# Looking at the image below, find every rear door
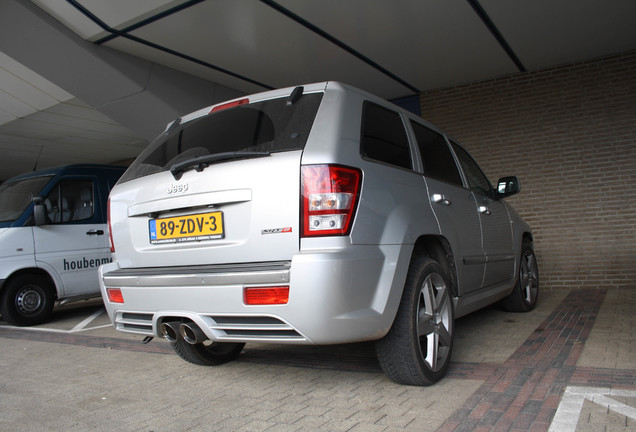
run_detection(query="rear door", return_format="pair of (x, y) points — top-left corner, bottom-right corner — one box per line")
(410, 121), (485, 293)
(34, 177), (110, 297)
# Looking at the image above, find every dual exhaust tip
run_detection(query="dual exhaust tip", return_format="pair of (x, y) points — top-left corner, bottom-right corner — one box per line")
(159, 320), (207, 345)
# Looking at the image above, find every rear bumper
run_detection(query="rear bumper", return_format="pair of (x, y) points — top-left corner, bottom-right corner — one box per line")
(99, 244), (408, 344)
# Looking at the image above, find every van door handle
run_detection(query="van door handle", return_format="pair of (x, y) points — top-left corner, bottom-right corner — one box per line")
(86, 230), (104, 235)
(479, 206), (492, 215)
(432, 194), (451, 206)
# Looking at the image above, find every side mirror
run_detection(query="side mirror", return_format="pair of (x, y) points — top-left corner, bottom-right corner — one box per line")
(496, 176), (521, 198)
(33, 196), (47, 226)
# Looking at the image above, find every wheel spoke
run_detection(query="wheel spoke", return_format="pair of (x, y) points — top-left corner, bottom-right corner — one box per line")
(418, 315), (435, 337)
(529, 256), (538, 285)
(426, 333), (439, 370)
(437, 321), (452, 347)
(434, 285), (450, 315)
(421, 278), (436, 315)
(417, 271), (453, 372)
(523, 281), (532, 303)
(521, 253), (538, 303)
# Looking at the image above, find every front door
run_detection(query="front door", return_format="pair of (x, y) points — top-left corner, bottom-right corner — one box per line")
(450, 142), (515, 288)
(33, 178), (110, 297)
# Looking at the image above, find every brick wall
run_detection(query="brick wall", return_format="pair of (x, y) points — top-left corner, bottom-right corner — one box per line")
(420, 51), (636, 290)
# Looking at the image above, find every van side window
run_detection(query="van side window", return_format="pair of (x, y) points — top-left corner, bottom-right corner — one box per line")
(450, 141), (493, 196)
(44, 180), (94, 223)
(410, 121), (463, 186)
(361, 102), (412, 170)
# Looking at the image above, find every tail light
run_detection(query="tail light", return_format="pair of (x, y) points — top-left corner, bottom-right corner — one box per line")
(107, 198), (115, 253)
(301, 165), (362, 237)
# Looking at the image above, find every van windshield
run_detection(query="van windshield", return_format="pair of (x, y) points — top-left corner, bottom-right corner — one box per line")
(0, 175), (52, 222)
(119, 93), (323, 183)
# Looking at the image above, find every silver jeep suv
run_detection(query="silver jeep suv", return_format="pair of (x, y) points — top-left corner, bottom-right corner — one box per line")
(100, 82), (538, 385)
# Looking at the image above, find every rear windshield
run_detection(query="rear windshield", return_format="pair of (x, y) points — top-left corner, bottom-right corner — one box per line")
(120, 93), (323, 183)
(0, 175), (52, 222)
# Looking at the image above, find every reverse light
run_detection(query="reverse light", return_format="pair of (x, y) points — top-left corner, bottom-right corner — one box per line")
(106, 288), (124, 303)
(301, 165), (362, 237)
(209, 98), (249, 113)
(244, 286), (290, 305)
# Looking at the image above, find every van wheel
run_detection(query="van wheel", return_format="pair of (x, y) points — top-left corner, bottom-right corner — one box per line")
(171, 338), (245, 366)
(501, 240), (539, 312)
(0, 274), (55, 326)
(376, 257), (454, 385)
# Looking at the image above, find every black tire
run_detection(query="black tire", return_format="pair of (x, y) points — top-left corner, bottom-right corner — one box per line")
(171, 338), (245, 366)
(501, 240), (539, 312)
(0, 274), (55, 326)
(376, 257), (454, 386)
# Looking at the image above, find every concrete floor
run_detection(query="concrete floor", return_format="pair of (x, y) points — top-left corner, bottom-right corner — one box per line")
(0, 287), (634, 431)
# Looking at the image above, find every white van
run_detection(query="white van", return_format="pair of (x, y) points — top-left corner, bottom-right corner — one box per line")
(0, 164), (125, 326)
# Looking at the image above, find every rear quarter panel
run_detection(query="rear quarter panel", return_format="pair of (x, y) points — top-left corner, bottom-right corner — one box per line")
(302, 83), (442, 247)
(300, 83), (445, 333)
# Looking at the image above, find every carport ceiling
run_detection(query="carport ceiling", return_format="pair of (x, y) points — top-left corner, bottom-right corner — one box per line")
(32, 0), (636, 98)
(1, 0), (636, 180)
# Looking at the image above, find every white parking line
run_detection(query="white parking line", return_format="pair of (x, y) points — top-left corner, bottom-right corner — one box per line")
(549, 386), (636, 432)
(0, 323), (113, 334)
(0, 308), (111, 334)
(71, 308), (105, 332)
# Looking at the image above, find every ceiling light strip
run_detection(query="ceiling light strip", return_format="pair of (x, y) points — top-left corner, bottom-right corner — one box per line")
(94, 0), (206, 45)
(465, 0), (526, 72)
(259, 0), (420, 94)
(65, 0), (274, 90)
(120, 33), (275, 90)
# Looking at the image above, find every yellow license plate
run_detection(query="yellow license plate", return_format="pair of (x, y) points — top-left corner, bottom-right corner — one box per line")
(149, 211), (224, 244)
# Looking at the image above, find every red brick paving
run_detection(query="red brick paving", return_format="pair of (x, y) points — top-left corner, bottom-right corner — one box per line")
(438, 288), (611, 431)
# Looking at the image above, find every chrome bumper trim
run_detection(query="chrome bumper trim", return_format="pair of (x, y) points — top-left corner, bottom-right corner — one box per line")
(103, 261), (291, 287)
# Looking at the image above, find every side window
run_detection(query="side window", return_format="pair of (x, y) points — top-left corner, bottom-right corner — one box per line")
(44, 180), (94, 223)
(410, 121), (463, 186)
(361, 102), (412, 170)
(450, 142), (492, 196)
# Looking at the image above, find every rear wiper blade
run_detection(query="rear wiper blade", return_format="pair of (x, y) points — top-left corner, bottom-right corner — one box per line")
(170, 151), (270, 180)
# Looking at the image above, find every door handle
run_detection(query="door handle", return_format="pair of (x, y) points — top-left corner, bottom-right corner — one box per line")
(86, 230), (104, 235)
(479, 206), (492, 215)
(431, 194), (451, 206)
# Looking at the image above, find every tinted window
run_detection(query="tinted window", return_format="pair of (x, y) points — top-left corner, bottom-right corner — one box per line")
(361, 102), (412, 170)
(411, 121), (462, 186)
(120, 93), (323, 183)
(44, 180), (94, 223)
(450, 141), (492, 196)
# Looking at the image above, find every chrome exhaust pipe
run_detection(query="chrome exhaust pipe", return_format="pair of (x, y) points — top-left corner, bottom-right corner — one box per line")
(180, 322), (207, 345)
(159, 321), (181, 343)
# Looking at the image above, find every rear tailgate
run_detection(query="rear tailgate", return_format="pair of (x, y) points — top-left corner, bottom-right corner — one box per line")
(108, 86), (325, 269)
(110, 150), (302, 268)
